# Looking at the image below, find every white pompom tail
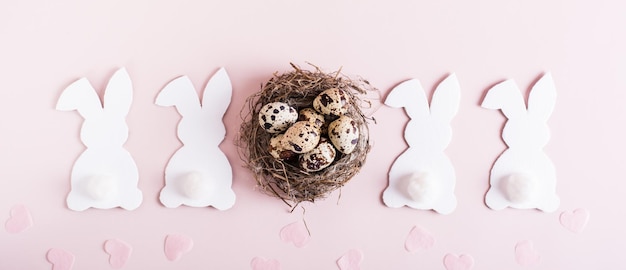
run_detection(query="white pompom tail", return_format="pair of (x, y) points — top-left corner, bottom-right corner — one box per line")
(84, 175), (118, 201)
(180, 172), (210, 200)
(503, 173), (536, 204)
(406, 172), (440, 204)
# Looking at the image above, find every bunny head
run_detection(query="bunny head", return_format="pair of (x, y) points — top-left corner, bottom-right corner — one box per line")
(57, 68), (133, 148)
(156, 68), (231, 146)
(482, 73), (556, 149)
(385, 74), (461, 151)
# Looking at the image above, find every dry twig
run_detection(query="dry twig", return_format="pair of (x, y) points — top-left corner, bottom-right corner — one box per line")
(236, 63), (375, 208)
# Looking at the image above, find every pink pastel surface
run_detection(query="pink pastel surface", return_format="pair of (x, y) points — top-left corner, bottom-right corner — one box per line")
(0, 0), (623, 269)
(515, 240), (540, 266)
(337, 249), (363, 270)
(405, 225), (435, 252)
(164, 234), (193, 261)
(444, 253), (474, 270)
(104, 239), (132, 269)
(46, 248), (74, 270)
(279, 220), (310, 248)
(560, 208), (590, 233)
(250, 257), (281, 270)
(5, 204), (33, 233)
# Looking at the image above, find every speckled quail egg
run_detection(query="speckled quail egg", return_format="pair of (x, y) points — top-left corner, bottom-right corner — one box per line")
(328, 115), (359, 154)
(298, 108), (325, 129)
(299, 138), (336, 172)
(268, 134), (297, 160)
(258, 102), (298, 133)
(313, 88), (349, 117)
(281, 121), (320, 154)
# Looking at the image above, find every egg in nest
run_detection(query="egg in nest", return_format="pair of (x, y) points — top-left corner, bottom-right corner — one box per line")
(258, 102), (298, 133)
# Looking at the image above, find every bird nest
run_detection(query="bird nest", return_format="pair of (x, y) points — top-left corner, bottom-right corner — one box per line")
(237, 63), (374, 208)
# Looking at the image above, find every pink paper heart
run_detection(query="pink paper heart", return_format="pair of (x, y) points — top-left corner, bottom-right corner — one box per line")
(337, 249), (363, 270)
(46, 248), (75, 270)
(250, 257), (281, 270)
(5, 204), (33, 233)
(515, 240), (540, 266)
(164, 234), (193, 261)
(104, 239), (132, 268)
(279, 221), (310, 248)
(405, 225), (435, 252)
(560, 208), (589, 233)
(443, 253), (474, 270)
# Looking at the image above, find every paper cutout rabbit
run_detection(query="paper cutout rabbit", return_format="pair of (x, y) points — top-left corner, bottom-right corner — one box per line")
(382, 74), (460, 214)
(57, 68), (143, 211)
(482, 73), (559, 212)
(157, 68), (236, 210)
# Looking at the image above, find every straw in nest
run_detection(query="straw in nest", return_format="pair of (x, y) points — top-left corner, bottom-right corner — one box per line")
(237, 63), (375, 208)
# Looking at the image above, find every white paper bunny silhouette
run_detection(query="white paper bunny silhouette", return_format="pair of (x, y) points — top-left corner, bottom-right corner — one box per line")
(482, 73), (559, 212)
(157, 68), (236, 210)
(382, 74), (460, 214)
(57, 68), (143, 211)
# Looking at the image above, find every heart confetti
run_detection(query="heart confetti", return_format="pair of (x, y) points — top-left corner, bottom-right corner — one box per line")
(560, 208), (589, 233)
(405, 225), (435, 252)
(250, 257), (281, 270)
(5, 205), (33, 233)
(164, 234), (193, 261)
(337, 249), (363, 270)
(46, 248), (75, 270)
(279, 221), (310, 248)
(104, 239), (132, 268)
(443, 253), (474, 270)
(515, 240), (540, 266)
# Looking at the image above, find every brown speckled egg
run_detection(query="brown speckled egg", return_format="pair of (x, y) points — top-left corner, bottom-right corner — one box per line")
(299, 139), (336, 172)
(258, 102), (298, 133)
(268, 134), (296, 160)
(328, 115), (359, 154)
(298, 108), (325, 129)
(281, 121), (320, 154)
(313, 88), (349, 117)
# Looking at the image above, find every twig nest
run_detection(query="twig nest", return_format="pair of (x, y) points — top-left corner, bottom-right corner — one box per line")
(238, 63), (375, 207)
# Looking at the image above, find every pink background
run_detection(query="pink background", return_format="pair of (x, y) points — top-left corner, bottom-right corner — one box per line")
(1, 0), (624, 269)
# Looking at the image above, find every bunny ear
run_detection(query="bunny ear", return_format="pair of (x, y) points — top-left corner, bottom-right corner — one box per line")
(481, 79), (526, 119)
(156, 76), (201, 116)
(527, 72), (556, 121)
(430, 73), (461, 122)
(201, 67), (232, 116)
(385, 79), (429, 119)
(103, 68), (133, 117)
(57, 77), (103, 118)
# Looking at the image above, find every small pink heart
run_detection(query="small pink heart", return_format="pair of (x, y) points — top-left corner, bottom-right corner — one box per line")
(405, 225), (435, 252)
(164, 234), (193, 261)
(5, 205), (33, 233)
(443, 253), (474, 270)
(515, 240), (540, 266)
(279, 221), (310, 248)
(250, 257), (281, 270)
(104, 239), (132, 268)
(560, 208), (589, 233)
(337, 249), (363, 270)
(46, 248), (75, 270)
